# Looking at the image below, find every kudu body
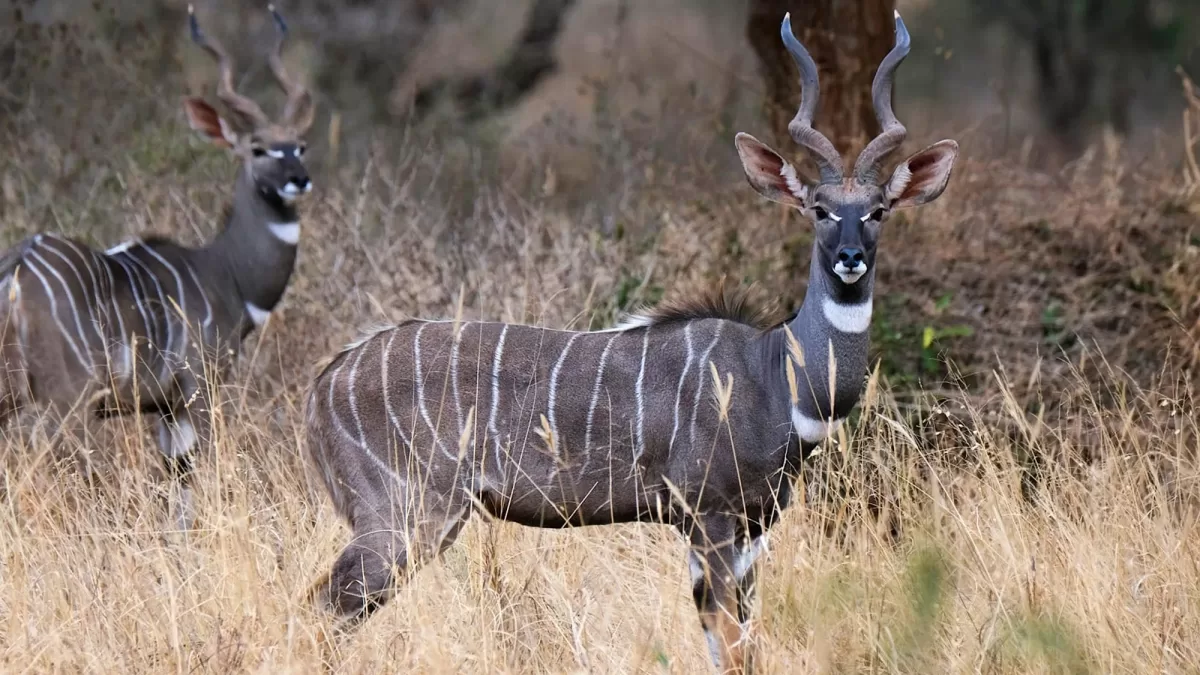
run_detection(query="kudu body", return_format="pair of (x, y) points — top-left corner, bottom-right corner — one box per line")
(305, 12), (956, 672)
(0, 6), (314, 528)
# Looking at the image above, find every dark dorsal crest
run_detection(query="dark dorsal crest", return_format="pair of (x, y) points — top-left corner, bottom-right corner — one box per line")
(618, 281), (786, 332)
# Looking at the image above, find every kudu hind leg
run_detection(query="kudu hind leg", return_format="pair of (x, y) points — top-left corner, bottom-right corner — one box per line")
(311, 506), (471, 628)
(687, 518), (757, 674)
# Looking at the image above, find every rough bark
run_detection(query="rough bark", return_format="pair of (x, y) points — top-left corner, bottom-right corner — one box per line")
(746, 0), (894, 156)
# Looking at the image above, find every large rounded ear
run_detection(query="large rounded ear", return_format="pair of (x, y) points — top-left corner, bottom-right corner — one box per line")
(885, 140), (958, 209)
(735, 133), (810, 208)
(183, 97), (237, 149)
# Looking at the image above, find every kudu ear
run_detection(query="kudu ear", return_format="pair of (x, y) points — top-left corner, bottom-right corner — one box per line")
(183, 97), (237, 149)
(734, 133), (810, 208)
(885, 140), (958, 209)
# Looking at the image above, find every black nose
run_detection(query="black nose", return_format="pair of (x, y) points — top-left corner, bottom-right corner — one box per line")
(837, 247), (865, 267)
(290, 175), (310, 190)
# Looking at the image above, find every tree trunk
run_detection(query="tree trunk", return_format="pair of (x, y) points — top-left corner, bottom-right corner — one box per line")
(413, 0), (578, 122)
(746, 0), (894, 156)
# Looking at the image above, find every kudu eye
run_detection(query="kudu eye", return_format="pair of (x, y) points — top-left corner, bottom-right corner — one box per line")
(812, 206), (829, 221)
(869, 208), (885, 222)
(251, 146), (267, 158)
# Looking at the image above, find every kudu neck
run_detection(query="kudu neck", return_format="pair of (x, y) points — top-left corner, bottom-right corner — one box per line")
(760, 240), (875, 453)
(204, 166), (300, 319)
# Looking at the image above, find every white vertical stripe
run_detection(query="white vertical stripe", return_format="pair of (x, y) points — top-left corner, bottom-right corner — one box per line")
(28, 251), (92, 358)
(488, 325), (509, 479)
(327, 351), (407, 486)
(48, 239), (106, 330)
(346, 345), (370, 453)
(668, 322), (695, 452)
(413, 322), (455, 461)
(110, 255), (154, 348)
(39, 243), (104, 345)
(689, 322), (724, 448)
(98, 255), (131, 378)
(451, 322), (468, 437)
(181, 262), (214, 330)
(380, 330), (419, 466)
(583, 332), (619, 469)
(547, 332), (582, 456)
(633, 327), (651, 459)
(140, 245), (189, 349)
(22, 255), (90, 370)
(121, 251), (173, 378)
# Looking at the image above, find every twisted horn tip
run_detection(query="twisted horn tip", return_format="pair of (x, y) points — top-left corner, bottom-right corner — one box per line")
(894, 12), (910, 46)
(270, 4), (288, 33)
(187, 7), (202, 42)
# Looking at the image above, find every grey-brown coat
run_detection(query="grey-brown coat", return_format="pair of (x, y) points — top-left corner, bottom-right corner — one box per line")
(305, 11), (958, 673)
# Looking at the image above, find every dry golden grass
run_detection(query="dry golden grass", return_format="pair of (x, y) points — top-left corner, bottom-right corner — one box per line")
(1, 358), (1197, 673)
(3, 4), (1200, 673)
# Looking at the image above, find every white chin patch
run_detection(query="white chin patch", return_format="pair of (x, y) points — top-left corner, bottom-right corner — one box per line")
(277, 183), (308, 202)
(833, 261), (867, 284)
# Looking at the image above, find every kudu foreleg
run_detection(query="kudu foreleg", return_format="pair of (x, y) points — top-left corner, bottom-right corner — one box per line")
(687, 517), (759, 674)
(155, 391), (211, 531)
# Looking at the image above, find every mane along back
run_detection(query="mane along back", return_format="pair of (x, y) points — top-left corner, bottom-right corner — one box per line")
(617, 281), (786, 331)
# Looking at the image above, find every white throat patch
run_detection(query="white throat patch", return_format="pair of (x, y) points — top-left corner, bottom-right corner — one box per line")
(822, 296), (872, 333)
(268, 222), (301, 245)
(791, 408), (844, 443)
(245, 302), (271, 327)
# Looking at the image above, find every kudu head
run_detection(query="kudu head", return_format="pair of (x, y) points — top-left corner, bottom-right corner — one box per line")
(183, 4), (315, 205)
(736, 12), (958, 287)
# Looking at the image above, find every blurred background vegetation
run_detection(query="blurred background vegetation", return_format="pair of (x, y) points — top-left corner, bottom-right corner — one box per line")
(0, 5), (1197, 670)
(0, 0), (1198, 403)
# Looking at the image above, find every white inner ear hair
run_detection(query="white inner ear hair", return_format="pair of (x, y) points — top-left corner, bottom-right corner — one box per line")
(779, 162), (808, 201)
(218, 117), (238, 146)
(886, 163), (912, 202)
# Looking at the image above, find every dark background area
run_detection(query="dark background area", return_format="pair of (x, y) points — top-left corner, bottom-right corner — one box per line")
(0, 0), (1198, 409)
